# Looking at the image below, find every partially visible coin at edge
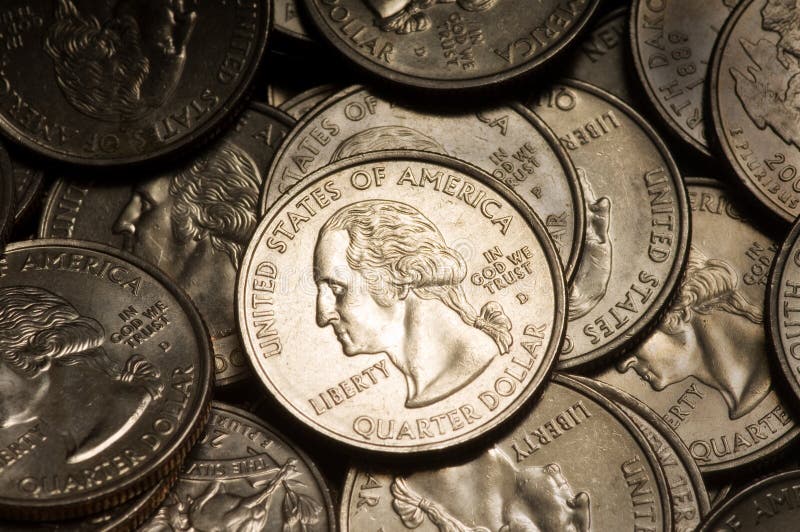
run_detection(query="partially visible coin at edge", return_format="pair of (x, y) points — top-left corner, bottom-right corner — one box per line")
(0, 239), (213, 520)
(340, 374), (672, 531)
(38, 104), (295, 387)
(528, 79), (690, 370)
(240, 151), (566, 452)
(303, 0), (600, 90)
(279, 85), (338, 120)
(139, 403), (336, 532)
(275, 0), (315, 42)
(10, 154), (44, 226)
(0, 143), (12, 247)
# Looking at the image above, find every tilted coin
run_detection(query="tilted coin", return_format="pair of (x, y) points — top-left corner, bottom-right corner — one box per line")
(0, 0), (268, 166)
(240, 151), (566, 452)
(340, 374), (672, 531)
(139, 403), (336, 532)
(275, 0), (315, 42)
(593, 178), (799, 474)
(262, 85), (585, 282)
(632, 0), (738, 156)
(561, 7), (638, 106)
(0, 240), (213, 520)
(10, 154), (44, 226)
(767, 215), (800, 407)
(1, 476), (175, 531)
(279, 85), (339, 120)
(302, 0), (600, 90)
(38, 104), (294, 387)
(0, 143), (12, 247)
(573, 376), (710, 531)
(709, 0), (800, 223)
(528, 80), (690, 370)
(698, 469), (800, 531)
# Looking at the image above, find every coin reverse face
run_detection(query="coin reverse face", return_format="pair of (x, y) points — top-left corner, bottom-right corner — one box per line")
(595, 178), (799, 474)
(39, 105), (295, 387)
(239, 151), (566, 452)
(303, 0), (599, 89)
(263, 85), (585, 282)
(341, 375), (672, 531)
(0, 240), (213, 520)
(139, 403), (336, 532)
(528, 80), (689, 370)
(710, 0), (800, 222)
(0, 0), (268, 166)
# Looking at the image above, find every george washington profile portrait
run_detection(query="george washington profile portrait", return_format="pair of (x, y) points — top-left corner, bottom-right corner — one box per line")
(0, 286), (163, 463)
(617, 245), (769, 420)
(114, 143), (260, 339)
(314, 200), (513, 408)
(44, 0), (197, 122)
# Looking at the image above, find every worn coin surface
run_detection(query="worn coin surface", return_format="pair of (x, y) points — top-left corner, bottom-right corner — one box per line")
(303, 0), (599, 90)
(0, 144), (12, 247)
(279, 85), (338, 120)
(768, 216), (800, 408)
(10, 155), (44, 226)
(263, 85), (585, 281)
(561, 7), (637, 106)
(0, 239), (213, 520)
(139, 403), (336, 532)
(574, 376), (710, 531)
(594, 178), (799, 474)
(632, 0), (738, 156)
(709, 0), (800, 223)
(340, 374), (672, 531)
(275, 0), (315, 41)
(39, 104), (294, 387)
(698, 469), (800, 530)
(240, 151), (566, 452)
(528, 80), (689, 370)
(0, 0), (268, 166)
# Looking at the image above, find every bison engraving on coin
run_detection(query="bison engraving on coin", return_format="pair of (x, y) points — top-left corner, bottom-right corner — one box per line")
(114, 143), (260, 339)
(364, 0), (497, 35)
(617, 245), (769, 420)
(0, 286), (164, 463)
(45, 0), (197, 122)
(388, 447), (591, 531)
(730, 0), (800, 149)
(314, 200), (513, 408)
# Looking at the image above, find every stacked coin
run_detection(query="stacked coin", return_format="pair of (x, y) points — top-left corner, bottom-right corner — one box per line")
(4, 0), (800, 530)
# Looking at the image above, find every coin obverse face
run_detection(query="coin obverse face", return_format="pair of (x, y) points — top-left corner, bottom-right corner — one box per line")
(340, 375), (672, 532)
(239, 151), (566, 452)
(303, 0), (600, 89)
(632, 0), (738, 156)
(139, 403), (336, 532)
(698, 470), (800, 531)
(529, 80), (689, 370)
(0, 0), (269, 166)
(39, 105), (295, 387)
(0, 240), (213, 520)
(710, 0), (800, 223)
(263, 85), (585, 282)
(596, 178), (799, 474)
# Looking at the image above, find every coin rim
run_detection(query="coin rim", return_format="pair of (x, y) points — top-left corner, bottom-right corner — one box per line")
(0, 0), (271, 167)
(546, 78), (690, 371)
(0, 239), (214, 520)
(239, 149), (567, 453)
(278, 84), (339, 119)
(0, 142), (13, 249)
(301, 0), (600, 90)
(629, 0), (713, 157)
(261, 84), (586, 283)
(337, 373), (674, 531)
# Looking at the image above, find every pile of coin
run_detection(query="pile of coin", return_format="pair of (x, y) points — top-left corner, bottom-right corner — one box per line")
(3, 0), (800, 530)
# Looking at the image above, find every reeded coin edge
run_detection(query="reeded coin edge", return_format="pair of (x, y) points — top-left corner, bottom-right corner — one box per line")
(302, 0), (601, 90)
(0, 239), (214, 521)
(241, 150), (567, 453)
(552, 78), (691, 372)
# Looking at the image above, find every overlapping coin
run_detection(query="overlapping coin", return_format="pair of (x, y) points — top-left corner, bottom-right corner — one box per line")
(9, 155), (44, 227)
(528, 79), (690, 370)
(0, 0), (269, 166)
(239, 150), (566, 452)
(262, 85), (585, 281)
(0, 240), (213, 520)
(39, 104), (295, 387)
(0, 144), (12, 247)
(594, 178), (799, 474)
